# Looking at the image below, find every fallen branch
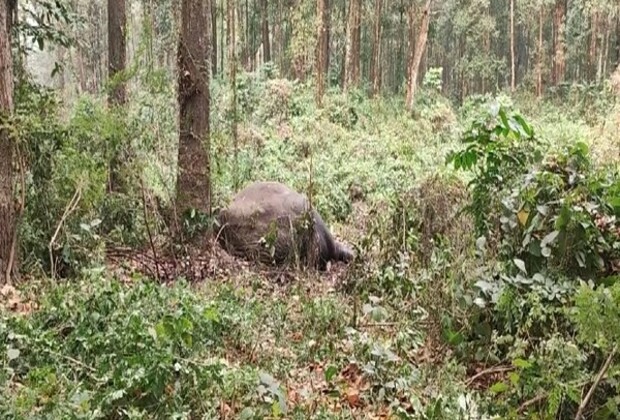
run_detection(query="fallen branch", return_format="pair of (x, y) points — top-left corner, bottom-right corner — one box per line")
(466, 365), (514, 387)
(517, 392), (548, 414)
(575, 345), (618, 420)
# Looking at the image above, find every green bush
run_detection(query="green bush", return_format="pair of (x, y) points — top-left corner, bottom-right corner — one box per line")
(448, 101), (620, 418)
(0, 275), (228, 418)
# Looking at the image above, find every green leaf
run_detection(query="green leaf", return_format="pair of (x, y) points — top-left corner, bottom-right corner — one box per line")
(512, 358), (532, 369)
(7, 348), (20, 360)
(514, 258), (527, 274)
(541, 230), (560, 248)
(489, 381), (509, 394)
(239, 408), (255, 419)
(325, 365), (338, 382)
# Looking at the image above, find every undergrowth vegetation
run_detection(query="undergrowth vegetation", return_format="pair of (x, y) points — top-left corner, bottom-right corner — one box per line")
(2, 64), (620, 418)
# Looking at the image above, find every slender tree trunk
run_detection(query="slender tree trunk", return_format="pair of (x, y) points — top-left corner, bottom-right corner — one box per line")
(260, 0), (270, 63)
(108, 0), (126, 106)
(0, 0), (16, 284)
(211, 0), (217, 76)
(510, 0), (515, 91)
(406, 0), (432, 112)
(343, 0), (361, 91)
(316, 0), (327, 106)
(107, 0), (129, 193)
(323, 0), (330, 78)
(177, 0), (211, 216)
(537, 6), (544, 98)
(597, 18), (606, 83)
(602, 18), (611, 78)
(615, 16), (620, 67)
(406, 4), (416, 92)
(369, 0), (383, 97)
(552, 0), (566, 86)
(590, 11), (599, 81)
(227, 0), (239, 188)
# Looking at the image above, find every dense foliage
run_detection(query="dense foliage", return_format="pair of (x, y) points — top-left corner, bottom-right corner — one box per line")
(0, 0), (619, 418)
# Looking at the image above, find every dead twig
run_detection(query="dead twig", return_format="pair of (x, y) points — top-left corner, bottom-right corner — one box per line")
(6, 146), (26, 286)
(517, 393), (549, 414)
(575, 345), (618, 420)
(140, 177), (163, 282)
(466, 365), (515, 387)
(49, 186), (82, 280)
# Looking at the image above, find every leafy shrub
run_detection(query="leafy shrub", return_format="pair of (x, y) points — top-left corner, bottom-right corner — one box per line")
(448, 100), (620, 418)
(0, 275), (228, 418)
(447, 102), (543, 237)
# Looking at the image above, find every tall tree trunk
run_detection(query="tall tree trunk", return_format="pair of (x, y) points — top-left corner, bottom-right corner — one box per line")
(552, 0), (566, 86)
(597, 17), (606, 83)
(0, 0), (16, 284)
(260, 0), (270, 63)
(323, 0), (330, 78)
(590, 11), (599, 81)
(211, 0), (217, 76)
(177, 0), (211, 216)
(107, 0), (129, 193)
(227, 0), (239, 188)
(108, 0), (126, 106)
(343, 0), (361, 91)
(369, 0), (382, 97)
(406, 4), (416, 92)
(510, 0), (515, 91)
(316, 0), (327, 106)
(615, 16), (620, 67)
(406, 0), (432, 112)
(537, 6), (544, 98)
(602, 18), (611, 78)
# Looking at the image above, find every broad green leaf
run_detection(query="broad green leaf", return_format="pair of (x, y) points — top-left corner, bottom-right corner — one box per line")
(489, 381), (509, 394)
(512, 358), (532, 369)
(325, 365), (338, 382)
(514, 258), (527, 274)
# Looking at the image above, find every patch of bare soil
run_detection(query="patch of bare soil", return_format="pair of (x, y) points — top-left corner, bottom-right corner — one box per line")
(0, 283), (38, 315)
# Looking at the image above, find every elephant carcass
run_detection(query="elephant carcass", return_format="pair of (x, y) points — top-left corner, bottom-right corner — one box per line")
(217, 181), (354, 270)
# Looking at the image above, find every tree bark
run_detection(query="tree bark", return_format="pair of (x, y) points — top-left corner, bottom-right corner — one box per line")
(552, 0), (566, 86)
(107, 0), (129, 193)
(0, 0), (16, 284)
(343, 0), (361, 91)
(406, 0), (432, 112)
(510, 0), (515, 91)
(108, 0), (126, 106)
(211, 0), (217, 76)
(406, 4), (416, 93)
(260, 0), (270, 63)
(537, 6), (544, 98)
(590, 11), (599, 81)
(316, 0), (327, 106)
(177, 0), (211, 216)
(323, 0), (330, 77)
(227, 0), (239, 188)
(369, 0), (383, 97)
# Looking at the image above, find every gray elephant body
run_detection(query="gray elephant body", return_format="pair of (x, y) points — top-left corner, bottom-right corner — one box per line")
(217, 181), (353, 270)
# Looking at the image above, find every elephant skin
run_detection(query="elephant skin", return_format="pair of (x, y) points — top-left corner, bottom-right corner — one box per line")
(217, 181), (354, 270)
